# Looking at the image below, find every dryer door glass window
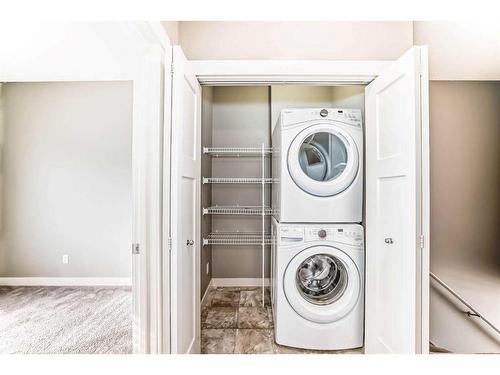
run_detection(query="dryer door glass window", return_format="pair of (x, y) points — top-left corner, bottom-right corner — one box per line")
(287, 124), (359, 197)
(295, 253), (348, 305)
(298, 132), (348, 182)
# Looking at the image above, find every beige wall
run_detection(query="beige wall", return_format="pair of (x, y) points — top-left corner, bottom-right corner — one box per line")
(430, 81), (500, 273)
(177, 21), (413, 60)
(414, 22), (500, 80)
(429, 81), (500, 352)
(166, 21), (500, 80)
(0, 82), (133, 277)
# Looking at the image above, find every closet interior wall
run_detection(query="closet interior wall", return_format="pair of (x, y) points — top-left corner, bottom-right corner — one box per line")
(200, 85), (366, 298)
(201, 86), (214, 295)
(205, 86), (271, 291)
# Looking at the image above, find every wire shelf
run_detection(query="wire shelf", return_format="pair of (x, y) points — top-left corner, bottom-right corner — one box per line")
(203, 177), (273, 184)
(203, 232), (272, 246)
(203, 205), (274, 216)
(204, 147), (272, 157)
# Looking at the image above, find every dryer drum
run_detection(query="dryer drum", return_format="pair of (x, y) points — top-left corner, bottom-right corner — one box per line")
(298, 132), (348, 182)
(296, 254), (348, 305)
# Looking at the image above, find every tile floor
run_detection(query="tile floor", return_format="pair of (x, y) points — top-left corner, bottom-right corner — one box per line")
(201, 287), (363, 354)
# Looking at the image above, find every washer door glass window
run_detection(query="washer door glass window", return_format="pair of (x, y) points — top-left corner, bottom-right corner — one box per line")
(283, 245), (361, 324)
(287, 124), (359, 197)
(296, 254), (348, 305)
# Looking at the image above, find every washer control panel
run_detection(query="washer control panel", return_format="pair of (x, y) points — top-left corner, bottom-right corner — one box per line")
(333, 227), (364, 246)
(279, 225), (364, 247)
(279, 227), (304, 243)
(305, 227), (336, 242)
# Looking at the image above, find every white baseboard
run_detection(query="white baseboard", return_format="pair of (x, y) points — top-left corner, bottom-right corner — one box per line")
(0, 277), (132, 286)
(201, 279), (213, 307)
(211, 278), (270, 287)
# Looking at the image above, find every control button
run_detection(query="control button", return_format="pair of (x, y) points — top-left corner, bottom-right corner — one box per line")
(318, 229), (327, 238)
(320, 109), (328, 117)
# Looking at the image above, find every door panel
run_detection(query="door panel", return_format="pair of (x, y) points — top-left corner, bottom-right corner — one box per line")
(365, 46), (429, 354)
(179, 176), (195, 352)
(170, 46), (201, 354)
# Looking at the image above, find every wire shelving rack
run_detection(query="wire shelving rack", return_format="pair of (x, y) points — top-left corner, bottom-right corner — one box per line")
(202, 144), (270, 306)
(203, 205), (274, 216)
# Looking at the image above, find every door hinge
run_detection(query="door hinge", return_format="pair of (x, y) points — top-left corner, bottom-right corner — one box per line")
(170, 63), (174, 75)
(132, 243), (140, 255)
(167, 237), (172, 253)
(419, 235), (425, 249)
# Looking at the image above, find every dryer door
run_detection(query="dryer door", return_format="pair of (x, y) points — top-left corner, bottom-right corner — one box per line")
(284, 245), (361, 324)
(287, 123), (359, 197)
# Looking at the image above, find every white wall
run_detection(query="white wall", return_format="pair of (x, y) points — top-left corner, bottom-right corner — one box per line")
(161, 21), (179, 45)
(414, 22), (500, 80)
(177, 21), (413, 60)
(0, 81), (133, 277)
(0, 22), (147, 81)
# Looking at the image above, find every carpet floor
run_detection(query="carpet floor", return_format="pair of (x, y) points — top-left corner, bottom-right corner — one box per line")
(0, 286), (132, 354)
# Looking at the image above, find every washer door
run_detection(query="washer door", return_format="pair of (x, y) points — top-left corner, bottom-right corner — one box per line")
(284, 245), (360, 324)
(287, 123), (359, 197)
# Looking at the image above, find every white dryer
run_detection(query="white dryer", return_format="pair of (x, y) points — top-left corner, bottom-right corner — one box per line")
(271, 218), (364, 350)
(272, 108), (363, 223)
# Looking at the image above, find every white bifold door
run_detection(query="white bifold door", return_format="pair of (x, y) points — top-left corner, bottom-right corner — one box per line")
(168, 46), (201, 354)
(365, 46), (430, 354)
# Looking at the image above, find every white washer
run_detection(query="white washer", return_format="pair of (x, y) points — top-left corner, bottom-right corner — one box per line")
(271, 218), (364, 350)
(272, 108), (363, 223)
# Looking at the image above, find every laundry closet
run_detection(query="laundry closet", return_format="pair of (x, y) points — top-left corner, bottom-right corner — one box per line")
(169, 45), (429, 355)
(199, 85), (365, 298)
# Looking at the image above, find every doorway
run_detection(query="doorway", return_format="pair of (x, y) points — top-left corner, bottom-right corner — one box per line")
(0, 81), (133, 354)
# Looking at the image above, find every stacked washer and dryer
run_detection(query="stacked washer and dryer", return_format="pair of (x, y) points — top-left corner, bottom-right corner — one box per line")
(271, 108), (365, 350)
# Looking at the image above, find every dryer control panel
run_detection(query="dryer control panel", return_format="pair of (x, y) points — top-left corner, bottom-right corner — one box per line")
(281, 108), (363, 129)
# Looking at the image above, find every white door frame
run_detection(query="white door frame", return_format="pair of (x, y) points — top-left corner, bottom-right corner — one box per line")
(190, 60), (392, 85)
(0, 21), (169, 354)
(180, 52), (429, 354)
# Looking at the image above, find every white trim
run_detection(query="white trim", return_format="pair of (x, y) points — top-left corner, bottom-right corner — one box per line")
(190, 60), (392, 85)
(135, 22), (171, 51)
(419, 45), (430, 354)
(211, 278), (270, 287)
(0, 277), (132, 286)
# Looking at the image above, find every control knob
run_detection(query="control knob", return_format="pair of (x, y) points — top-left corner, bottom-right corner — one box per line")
(318, 229), (327, 239)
